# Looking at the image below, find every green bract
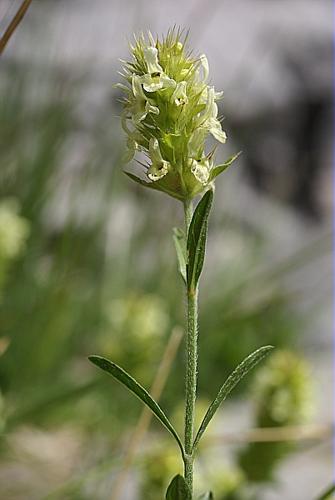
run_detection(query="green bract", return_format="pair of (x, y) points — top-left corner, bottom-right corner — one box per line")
(119, 29), (229, 201)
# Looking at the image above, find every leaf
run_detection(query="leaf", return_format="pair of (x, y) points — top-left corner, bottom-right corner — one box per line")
(315, 484), (335, 500)
(173, 227), (187, 283)
(125, 171), (161, 191)
(166, 475), (191, 500)
(198, 492), (214, 499)
(88, 355), (184, 458)
(193, 345), (274, 450)
(209, 152), (241, 181)
(187, 189), (213, 291)
(125, 172), (183, 201)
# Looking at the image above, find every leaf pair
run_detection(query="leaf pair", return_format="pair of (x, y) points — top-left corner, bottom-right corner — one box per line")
(88, 345), (273, 461)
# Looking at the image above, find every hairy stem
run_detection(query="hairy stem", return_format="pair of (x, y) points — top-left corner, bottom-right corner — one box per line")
(183, 198), (198, 494)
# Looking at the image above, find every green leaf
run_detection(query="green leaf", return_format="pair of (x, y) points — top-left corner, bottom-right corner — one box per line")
(166, 475), (191, 500)
(198, 492), (214, 499)
(173, 227), (187, 283)
(125, 172), (183, 201)
(315, 484), (335, 500)
(193, 346), (274, 450)
(125, 171), (161, 191)
(209, 152), (241, 181)
(187, 189), (213, 291)
(88, 355), (184, 458)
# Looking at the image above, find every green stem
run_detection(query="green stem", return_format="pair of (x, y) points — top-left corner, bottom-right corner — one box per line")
(183, 198), (198, 495)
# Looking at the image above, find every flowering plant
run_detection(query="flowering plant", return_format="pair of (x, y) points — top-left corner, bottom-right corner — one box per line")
(89, 29), (273, 499)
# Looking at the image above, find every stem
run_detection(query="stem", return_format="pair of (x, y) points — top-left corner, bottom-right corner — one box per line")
(0, 0), (33, 55)
(183, 198), (198, 495)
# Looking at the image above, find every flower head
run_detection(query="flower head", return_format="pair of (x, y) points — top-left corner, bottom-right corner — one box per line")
(119, 28), (235, 201)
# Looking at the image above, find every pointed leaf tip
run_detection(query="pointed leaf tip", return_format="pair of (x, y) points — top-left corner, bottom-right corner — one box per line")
(315, 483), (335, 500)
(173, 227), (187, 283)
(209, 151), (241, 181)
(125, 171), (154, 188)
(193, 345), (274, 449)
(166, 475), (191, 500)
(187, 189), (213, 291)
(88, 355), (184, 458)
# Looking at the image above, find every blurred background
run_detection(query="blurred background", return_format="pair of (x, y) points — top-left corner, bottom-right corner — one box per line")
(0, 1), (333, 499)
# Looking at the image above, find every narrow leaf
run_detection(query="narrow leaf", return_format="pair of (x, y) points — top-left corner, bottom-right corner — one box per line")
(166, 475), (191, 500)
(315, 484), (335, 500)
(125, 172), (183, 201)
(125, 171), (161, 191)
(209, 152), (241, 181)
(88, 355), (184, 457)
(193, 346), (274, 450)
(173, 227), (187, 283)
(187, 189), (213, 291)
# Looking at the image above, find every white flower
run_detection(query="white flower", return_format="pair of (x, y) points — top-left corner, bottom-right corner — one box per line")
(199, 54), (209, 82)
(171, 81), (188, 106)
(141, 73), (176, 93)
(143, 46), (163, 74)
(123, 137), (138, 163)
(199, 87), (227, 143)
(147, 138), (170, 181)
(121, 114), (144, 162)
(141, 45), (176, 92)
(190, 158), (210, 185)
(129, 75), (159, 124)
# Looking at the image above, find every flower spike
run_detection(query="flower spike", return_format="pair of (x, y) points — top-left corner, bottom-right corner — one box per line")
(119, 29), (235, 200)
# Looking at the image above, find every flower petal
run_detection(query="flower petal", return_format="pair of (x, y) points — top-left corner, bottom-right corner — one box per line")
(199, 54), (209, 82)
(208, 119), (227, 143)
(132, 74), (146, 99)
(123, 137), (138, 163)
(190, 159), (210, 185)
(143, 46), (163, 74)
(147, 161), (169, 181)
(145, 102), (159, 115)
(148, 138), (170, 181)
(171, 81), (188, 106)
